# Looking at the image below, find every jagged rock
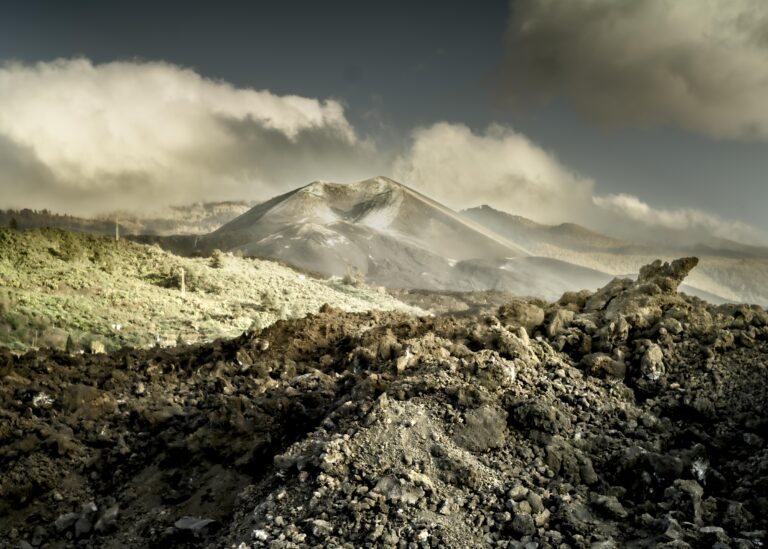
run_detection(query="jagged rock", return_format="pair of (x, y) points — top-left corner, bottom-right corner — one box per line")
(585, 278), (634, 312)
(581, 352), (626, 379)
(655, 514), (685, 541)
(592, 494), (628, 519)
(511, 513), (536, 536)
(639, 342), (665, 381)
(174, 516), (217, 535)
(498, 300), (546, 333)
(637, 257), (699, 293)
(54, 513), (79, 532)
(507, 398), (572, 435)
(547, 309), (575, 338)
(372, 476), (425, 505)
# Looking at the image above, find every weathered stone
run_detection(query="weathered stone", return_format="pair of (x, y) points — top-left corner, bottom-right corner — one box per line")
(547, 309), (575, 339)
(581, 353), (626, 379)
(54, 513), (79, 532)
(498, 300), (546, 334)
(61, 384), (117, 420)
(637, 258), (699, 293)
(592, 495), (628, 519)
(511, 513), (536, 536)
(174, 516), (217, 534)
(640, 344), (665, 381)
(453, 406), (507, 452)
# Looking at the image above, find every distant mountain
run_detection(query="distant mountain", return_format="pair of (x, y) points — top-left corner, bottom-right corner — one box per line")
(462, 205), (637, 253)
(463, 205), (767, 305)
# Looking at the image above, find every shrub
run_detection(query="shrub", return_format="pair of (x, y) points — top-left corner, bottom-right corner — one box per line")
(167, 264), (215, 293)
(210, 249), (226, 269)
(342, 266), (365, 287)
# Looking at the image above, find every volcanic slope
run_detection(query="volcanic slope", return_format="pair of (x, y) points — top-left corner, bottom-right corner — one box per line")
(197, 177), (618, 300)
(0, 228), (422, 354)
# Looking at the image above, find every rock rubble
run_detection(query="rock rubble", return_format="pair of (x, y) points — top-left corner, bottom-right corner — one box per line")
(0, 258), (766, 548)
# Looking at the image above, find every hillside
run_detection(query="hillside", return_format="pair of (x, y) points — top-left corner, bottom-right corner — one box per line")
(205, 177), (529, 276)
(463, 205), (634, 252)
(0, 228), (422, 353)
(0, 201), (254, 238)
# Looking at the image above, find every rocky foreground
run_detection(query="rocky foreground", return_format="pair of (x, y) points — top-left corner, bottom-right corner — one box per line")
(1, 258), (767, 548)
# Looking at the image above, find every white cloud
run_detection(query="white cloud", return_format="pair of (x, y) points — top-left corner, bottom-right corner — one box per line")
(392, 121), (768, 245)
(592, 193), (768, 245)
(500, 0), (768, 140)
(392, 122), (595, 224)
(0, 58), (378, 214)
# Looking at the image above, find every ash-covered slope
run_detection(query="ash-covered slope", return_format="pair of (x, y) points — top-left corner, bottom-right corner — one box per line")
(463, 205), (636, 253)
(2, 258), (766, 548)
(206, 177), (528, 284)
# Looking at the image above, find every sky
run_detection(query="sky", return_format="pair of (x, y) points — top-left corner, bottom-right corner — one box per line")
(1, 0), (768, 245)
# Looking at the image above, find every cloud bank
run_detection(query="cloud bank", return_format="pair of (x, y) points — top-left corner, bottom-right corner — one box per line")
(393, 122), (595, 225)
(394, 122), (768, 245)
(500, 0), (768, 140)
(592, 193), (767, 246)
(0, 58), (379, 214)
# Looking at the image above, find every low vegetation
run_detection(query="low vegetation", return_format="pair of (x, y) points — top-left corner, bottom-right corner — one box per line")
(0, 228), (421, 353)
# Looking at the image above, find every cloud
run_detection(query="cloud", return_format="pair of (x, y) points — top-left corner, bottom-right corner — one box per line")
(499, 0), (768, 140)
(592, 193), (768, 245)
(393, 122), (768, 245)
(392, 122), (595, 224)
(1, 57), (763, 246)
(0, 58), (380, 214)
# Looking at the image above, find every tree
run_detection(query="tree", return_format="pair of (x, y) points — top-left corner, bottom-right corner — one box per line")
(8, 217), (18, 230)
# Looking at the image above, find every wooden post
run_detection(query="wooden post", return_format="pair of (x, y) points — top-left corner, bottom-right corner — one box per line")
(115, 218), (120, 241)
(180, 268), (186, 297)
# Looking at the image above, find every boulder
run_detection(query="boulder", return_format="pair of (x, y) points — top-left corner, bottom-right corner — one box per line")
(498, 300), (546, 334)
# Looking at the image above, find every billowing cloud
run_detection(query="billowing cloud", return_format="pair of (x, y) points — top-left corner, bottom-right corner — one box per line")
(393, 122), (768, 245)
(500, 0), (768, 140)
(592, 193), (768, 245)
(393, 122), (595, 224)
(0, 58), (380, 214)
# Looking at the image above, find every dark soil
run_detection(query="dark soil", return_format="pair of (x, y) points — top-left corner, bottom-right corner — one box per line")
(1, 258), (767, 548)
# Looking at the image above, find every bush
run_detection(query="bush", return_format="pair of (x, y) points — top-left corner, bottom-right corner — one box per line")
(342, 267), (365, 287)
(167, 264), (216, 293)
(210, 249), (226, 269)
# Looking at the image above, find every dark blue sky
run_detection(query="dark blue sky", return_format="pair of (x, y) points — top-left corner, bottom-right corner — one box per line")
(2, 0), (767, 232)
